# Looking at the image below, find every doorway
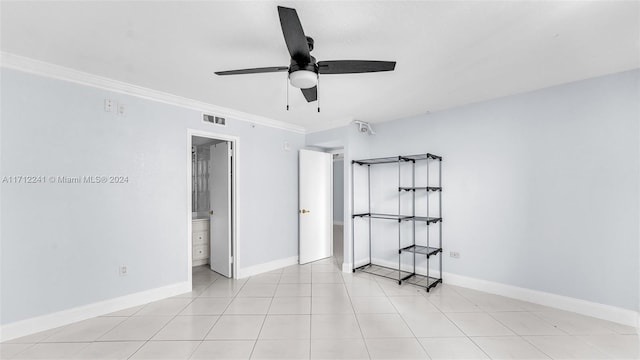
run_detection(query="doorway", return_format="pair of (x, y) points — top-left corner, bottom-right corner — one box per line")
(332, 151), (345, 266)
(298, 147), (346, 271)
(188, 131), (237, 281)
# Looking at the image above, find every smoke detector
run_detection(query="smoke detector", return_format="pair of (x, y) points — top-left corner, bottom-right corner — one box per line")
(353, 120), (376, 135)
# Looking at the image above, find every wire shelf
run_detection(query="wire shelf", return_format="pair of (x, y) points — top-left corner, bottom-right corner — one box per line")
(352, 213), (412, 221)
(352, 156), (404, 165)
(412, 216), (442, 224)
(399, 186), (442, 192)
(401, 245), (442, 258)
(354, 264), (414, 283)
(352, 213), (441, 224)
(402, 153), (442, 161)
(404, 274), (442, 291)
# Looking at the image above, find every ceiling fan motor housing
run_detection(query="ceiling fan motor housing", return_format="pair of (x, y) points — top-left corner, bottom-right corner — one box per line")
(289, 56), (318, 74)
(306, 36), (314, 52)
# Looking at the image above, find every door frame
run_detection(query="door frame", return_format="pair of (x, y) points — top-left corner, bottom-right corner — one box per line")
(187, 129), (239, 284)
(330, 149), (345, 260)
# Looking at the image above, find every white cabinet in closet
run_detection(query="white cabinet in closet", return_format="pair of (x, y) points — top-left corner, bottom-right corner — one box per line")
(192, 219), (210, 266)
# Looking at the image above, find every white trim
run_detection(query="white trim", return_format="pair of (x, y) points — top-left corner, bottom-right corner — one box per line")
(0, 281), (190, 342)
(357, 258), (638, 327)
(0, 52), (305, 134)
(443, 271), (639, 328)
(306, 118), (353, 134)
(236, 256), (298, 278)
(330, 154), (334, 259)
(342, 262), (353, 273)
(187, 129), (239, 280)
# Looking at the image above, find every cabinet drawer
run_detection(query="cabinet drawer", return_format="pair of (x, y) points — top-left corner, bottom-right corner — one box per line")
(193, 245), (209, 260)
(193, 231), (208, 245)
(192, 220), (209, 232)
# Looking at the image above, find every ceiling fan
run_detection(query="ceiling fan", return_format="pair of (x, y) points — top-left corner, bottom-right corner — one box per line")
(214, 6), (396, 105)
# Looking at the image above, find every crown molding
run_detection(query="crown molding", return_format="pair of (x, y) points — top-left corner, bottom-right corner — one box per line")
(305, 118), (353, 134)
(0, 52), (306, 134)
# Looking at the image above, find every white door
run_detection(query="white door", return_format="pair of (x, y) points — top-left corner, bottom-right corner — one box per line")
(299, 149), (332, 264)
(209, 142), (232, 277)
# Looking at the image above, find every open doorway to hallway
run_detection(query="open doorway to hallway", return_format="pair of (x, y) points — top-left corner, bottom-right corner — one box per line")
(332, 151), (345, 268)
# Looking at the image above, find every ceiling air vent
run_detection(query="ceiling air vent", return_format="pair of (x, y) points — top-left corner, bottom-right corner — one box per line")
(203, 114), (226, 126)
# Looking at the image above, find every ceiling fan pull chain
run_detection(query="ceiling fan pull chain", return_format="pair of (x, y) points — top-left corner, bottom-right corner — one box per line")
(317, 75), (320, 113)
(286, 74), (290, 111)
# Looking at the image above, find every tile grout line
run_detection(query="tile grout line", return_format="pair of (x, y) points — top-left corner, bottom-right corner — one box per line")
(123, 272), (224, 360)
(453, 285), (565, 359)
(122, 269), (221, 359)
(429, 285), (495, 360)
(123, 304), (196, 358)
(481, 309), (553, 359)
(309, 263), (314, 360)
(247, 269), (281, 359)
(344, 269), (373, 360)
(188, 273), (244, 358)
(393, 294), (435, 359)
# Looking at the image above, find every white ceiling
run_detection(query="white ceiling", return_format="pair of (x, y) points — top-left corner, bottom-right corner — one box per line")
(2, 1), (638, 132)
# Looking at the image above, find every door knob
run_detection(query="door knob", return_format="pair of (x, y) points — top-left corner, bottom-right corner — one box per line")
(209, 210), (214, 215)
(299, 209), (310, 214)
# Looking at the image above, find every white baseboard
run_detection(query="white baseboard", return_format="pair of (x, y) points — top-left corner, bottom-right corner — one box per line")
(442, 271), (639, 328)
(0, 281), (191, 342)
(236, 256), (298, 278)
(353, 257), (638, 327)
(353, 257), (372, 269)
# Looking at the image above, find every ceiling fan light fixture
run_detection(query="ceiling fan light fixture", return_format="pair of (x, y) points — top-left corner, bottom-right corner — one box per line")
(289, 70), (317, 89)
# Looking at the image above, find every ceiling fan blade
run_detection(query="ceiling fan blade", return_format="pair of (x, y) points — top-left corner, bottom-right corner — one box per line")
(277, 6), (311, 63)
(215, 66), (289, 76)
(318, 60), (396, 74)
(301, 86), (317, 102)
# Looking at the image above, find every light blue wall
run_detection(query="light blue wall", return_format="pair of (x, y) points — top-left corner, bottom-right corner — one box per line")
(310, 69), (640, 311)
(0, 68), (304, 324)
(2, 66), (638, 326)
(333, 159), (344, 223)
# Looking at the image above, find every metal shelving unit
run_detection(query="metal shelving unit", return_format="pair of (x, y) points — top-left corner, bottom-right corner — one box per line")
(351, 153), (443, 292)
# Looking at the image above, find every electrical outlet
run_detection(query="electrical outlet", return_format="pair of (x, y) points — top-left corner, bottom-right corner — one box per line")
(119, 265), (128, 276)
(104, 99), (114, 112)
(449, 251), (460, 259)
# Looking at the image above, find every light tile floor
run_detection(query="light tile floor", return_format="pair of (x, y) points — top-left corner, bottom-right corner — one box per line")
(2, 257), (638, 359)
